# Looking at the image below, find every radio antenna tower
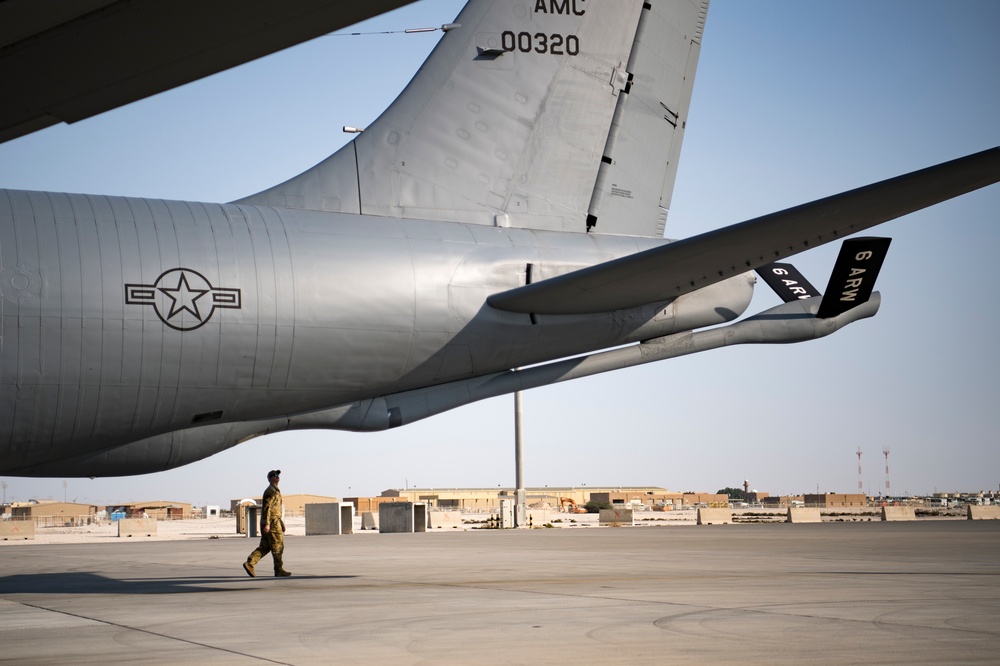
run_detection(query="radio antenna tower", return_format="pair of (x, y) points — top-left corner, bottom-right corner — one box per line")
(857, 447), (863, 493)
(883, 446), (891, 496)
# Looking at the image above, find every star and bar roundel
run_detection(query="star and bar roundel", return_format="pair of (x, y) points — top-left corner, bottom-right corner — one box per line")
(125, 268), (241, 331)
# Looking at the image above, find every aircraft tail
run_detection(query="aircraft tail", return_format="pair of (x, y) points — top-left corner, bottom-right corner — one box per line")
(237, 0), (708, 237)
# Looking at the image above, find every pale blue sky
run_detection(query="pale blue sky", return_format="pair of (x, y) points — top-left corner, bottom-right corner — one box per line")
(1, 0), (997, 507)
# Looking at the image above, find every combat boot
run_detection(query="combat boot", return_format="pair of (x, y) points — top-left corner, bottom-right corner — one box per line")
(243, 561), (256, 577)
(275, 569), (292, 577)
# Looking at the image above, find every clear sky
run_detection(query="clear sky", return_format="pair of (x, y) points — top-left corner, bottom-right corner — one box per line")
(1, 0), (997, 507)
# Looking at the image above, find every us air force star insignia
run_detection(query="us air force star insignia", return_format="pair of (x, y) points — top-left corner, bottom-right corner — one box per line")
(125, 268), (241, 331)
(160, 272), (208, 320)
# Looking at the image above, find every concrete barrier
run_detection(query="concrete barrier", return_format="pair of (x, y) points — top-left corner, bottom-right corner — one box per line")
(118, 518), (157, 537)
(427, 511), (463, 529)
(527, 509), (553, 526)
(305, 502), (355, 535)
(0, 521), (35, 540)
(599, 508), (634, 526)
(968, 505), (1000, 520)
(361, 512), (378, 530)
(881, 506), (915, 521)
(697, 508), (732, 525)
(787, 508), (822, 523)
(378, 502), (427, 533)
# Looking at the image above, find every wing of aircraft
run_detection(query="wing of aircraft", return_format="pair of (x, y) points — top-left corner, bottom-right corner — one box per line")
(0, 0), (419, 143)
(1, 0), (998, 477)
(487, 147), (999, 314)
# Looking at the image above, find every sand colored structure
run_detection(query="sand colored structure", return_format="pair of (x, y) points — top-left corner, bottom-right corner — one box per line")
(599, 508), (634, 526)
(697, 508), (732, 525)
(787, 507), (822, 523)
(967, 505), (1000, 520)
(0, 521), (34, 540)
(881, 506), (916, 521)
(117, 518), (157, 537)
(427, 511), (463, 529)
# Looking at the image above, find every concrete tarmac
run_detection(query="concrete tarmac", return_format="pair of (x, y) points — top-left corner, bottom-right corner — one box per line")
(1, 521), (998, 664)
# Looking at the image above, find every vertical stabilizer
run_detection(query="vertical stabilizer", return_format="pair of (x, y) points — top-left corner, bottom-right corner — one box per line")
(238, 0), (651, 233)
(586, 0), (708, 236)
(238, 1), (709, 236)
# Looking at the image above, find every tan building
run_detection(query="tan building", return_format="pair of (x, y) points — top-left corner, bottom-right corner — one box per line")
(587, 491), (728, 509)
(106, 501), (193, 520)
(681, 493), (729, 507)
(803, 493), (867, 508)
(762, 495), (806, 508)
(378, 487), (670, 512)
(589, 490), (682, 509)
(10, 500), (98, 526)
(344, 495), (414, 515)
(283, 494), (339, 516)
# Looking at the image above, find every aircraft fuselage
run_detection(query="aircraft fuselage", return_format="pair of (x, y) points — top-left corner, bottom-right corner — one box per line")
(0, 189), (753, 474)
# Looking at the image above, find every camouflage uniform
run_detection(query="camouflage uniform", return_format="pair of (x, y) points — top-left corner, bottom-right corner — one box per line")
(245, 478), (290, 576)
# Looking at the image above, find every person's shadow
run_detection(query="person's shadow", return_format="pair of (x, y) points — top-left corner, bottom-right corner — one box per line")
(0, 572), (356, 595)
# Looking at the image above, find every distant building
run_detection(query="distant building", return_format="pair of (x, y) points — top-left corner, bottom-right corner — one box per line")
(282, 494), (339, 516)
(343, 495), (414, 516)
(104, 501), (193, 520)
(589, 490), (728, 509)
(762, 495), (806, 508)
(375, 487), (671, 512)
(803, 493), (867, 508)
(10, 501), (98, 526)
(682, 493), (730, 507)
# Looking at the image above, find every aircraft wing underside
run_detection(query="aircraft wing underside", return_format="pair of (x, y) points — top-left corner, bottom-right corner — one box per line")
(0, 0), (419, 144)
(488, 146), (1000, 315)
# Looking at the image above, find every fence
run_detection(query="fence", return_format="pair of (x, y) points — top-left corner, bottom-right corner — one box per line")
(3, 515), (100, 528)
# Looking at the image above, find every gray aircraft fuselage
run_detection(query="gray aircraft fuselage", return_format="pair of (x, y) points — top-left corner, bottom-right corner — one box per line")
(0, 189), (751, 474)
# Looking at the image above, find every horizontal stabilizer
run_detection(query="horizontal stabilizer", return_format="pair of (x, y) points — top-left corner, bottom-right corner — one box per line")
(488, 146), (1000, 314)
(755, 263), (820, 302)
(816, 237), (891, 319)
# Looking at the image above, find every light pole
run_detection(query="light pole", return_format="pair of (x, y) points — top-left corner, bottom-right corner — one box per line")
(514, 390), (526, 527)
